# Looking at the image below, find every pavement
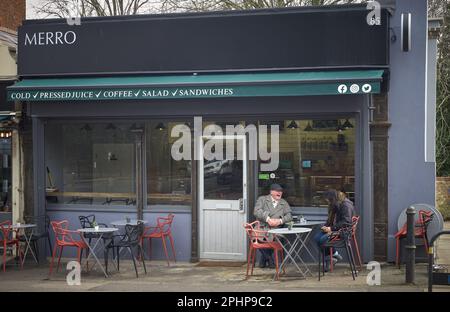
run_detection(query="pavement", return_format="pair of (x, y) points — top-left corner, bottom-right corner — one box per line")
(0, 258), (442, 292)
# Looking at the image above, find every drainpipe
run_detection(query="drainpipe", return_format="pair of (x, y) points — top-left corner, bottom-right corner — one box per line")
(405, 206), (416, 284)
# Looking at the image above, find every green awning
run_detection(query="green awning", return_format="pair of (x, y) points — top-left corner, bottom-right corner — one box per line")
(7, 70), (383, 102)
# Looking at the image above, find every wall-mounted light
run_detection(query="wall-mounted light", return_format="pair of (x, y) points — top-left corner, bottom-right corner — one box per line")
(80, 124), (92, 131)
(401, 13), (412, 52)
(287, 120), (298, 129)
(155, 123), (166, 131)
(342, 119), (354, 129)
(303, 122), (313, 132)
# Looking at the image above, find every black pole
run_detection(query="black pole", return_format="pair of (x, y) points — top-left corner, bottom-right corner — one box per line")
(405, 206), (416, 284)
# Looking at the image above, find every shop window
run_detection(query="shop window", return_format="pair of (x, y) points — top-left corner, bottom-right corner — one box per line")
(146, 121), (192, 206)
(257, 118), (356, 208)
(45, 122), (137, 206)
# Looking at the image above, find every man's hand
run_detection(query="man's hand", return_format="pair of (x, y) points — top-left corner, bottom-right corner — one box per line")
(268, 218), (282, 227)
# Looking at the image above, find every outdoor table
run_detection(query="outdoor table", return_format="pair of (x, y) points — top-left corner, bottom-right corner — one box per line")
(268, 227), (313, 280)
(293, 221), (325, 262)
(12, 223), (38, 266)
(77, 227), (119, 278)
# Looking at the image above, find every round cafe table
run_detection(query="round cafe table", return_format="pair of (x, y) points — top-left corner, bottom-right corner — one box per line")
(77, 227), (119, 278)
(268, 227), (313, 280)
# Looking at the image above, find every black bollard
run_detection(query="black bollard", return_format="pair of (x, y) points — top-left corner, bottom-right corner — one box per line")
(405, 206), (416, 284)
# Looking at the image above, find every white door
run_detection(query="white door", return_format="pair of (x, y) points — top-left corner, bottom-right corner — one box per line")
(199, 135), (248, 261)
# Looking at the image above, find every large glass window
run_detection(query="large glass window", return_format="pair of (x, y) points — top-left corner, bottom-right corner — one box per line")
(45, 122), (136, 206)
(146, 121), (191, 205)
(258, 118), (356, 208)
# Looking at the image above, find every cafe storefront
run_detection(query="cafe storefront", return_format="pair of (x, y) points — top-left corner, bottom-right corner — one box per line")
(7, 1), (436, 263)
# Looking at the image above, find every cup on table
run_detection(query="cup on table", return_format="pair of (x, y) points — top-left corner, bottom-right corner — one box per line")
(94, 225), (99, 231)
(16, 222), (21, 227)
(126, 217), (131, 223)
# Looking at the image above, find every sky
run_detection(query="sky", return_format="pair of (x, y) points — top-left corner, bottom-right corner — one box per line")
(26, 0), (42, 19)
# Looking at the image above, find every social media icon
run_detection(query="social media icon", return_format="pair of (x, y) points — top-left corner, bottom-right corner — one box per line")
(362, 84), (372, 93)
(350, 84), (360, 94)
(338, 84), (348, 94)
(270, 173), (276, 179)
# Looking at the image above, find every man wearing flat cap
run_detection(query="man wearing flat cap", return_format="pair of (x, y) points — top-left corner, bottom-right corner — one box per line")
(254, 183), (293, 268)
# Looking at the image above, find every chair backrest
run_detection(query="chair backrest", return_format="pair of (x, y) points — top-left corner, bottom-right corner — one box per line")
(157, 213), (174, 235)
(0, 220), (12, 241)
(51, 220), (72, 244)
(125, 221), (144, 245)
(243, 221), (268, 245)
(79, 215), (96, 228)
(418, 210), (434, 229)
(351, 215), (360, 235)
(24, 214), (50, 234)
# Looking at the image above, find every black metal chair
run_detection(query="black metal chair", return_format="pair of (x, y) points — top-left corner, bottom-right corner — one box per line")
(104, 221), (146, 277)
(19, 214), (52, 263)
(318, 226), (358, 281)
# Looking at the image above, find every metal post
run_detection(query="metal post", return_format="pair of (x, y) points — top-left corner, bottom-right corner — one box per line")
(405, 206), (416, 284)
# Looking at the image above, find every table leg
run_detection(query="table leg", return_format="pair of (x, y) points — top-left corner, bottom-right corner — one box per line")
(81, 234), (109, 278)
(290, 232), (313, 276)
(273, 235), (306, 280)
(21, 230), (38, 266)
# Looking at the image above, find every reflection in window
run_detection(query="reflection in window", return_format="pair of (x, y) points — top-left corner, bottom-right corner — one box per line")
(146, 121), (191, 205)
(258, 118), (356, 207)
(45, 122), (136, 206)
(0, 137), (11, 212)
(203, 137), (243, 201)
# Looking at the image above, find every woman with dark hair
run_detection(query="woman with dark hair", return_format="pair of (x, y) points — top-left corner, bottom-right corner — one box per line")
(314, 189), (355, 270)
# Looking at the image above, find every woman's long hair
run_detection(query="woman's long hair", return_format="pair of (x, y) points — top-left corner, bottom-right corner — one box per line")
(324, 189), (346, 225)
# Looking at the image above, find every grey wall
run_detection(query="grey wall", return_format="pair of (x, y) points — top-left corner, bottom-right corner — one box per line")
(46, 210), (192, 261)
(387, 0), (436, 261)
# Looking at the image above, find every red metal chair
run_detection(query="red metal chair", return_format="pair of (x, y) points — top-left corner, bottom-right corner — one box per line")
(243, 221), (284, 280)
(0, 221), (23, 272)
(49, 220), (88, 276)
(141, 214), (176, 266)
(328, 216), (362, 272)
(395, 210), (434, 267)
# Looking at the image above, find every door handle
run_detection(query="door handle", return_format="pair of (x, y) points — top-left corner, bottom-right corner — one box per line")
(239, 198), (246, 214)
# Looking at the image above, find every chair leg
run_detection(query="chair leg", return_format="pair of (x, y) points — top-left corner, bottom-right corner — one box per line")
(49, 243), (58, 276)
(169, 234), (176, 262)
(17, 243), (23, 269)
(344, 244), (355, 281)
(129, 247), (139, 278)
(251, 248), (256, 276)
(3, 241), (6, 272)
(396, 237), (400, 268)
(33, 241), (40, 263)
(104, 248), (109, 275)
(329, 247), (334, 272)
(318, 247), (321, 281)
(352, 235), (363, 269)
(348, 243), (358, 277)
(57, 246), (64, 272)
(161, 236), (170, 266)
(139, 245), (147, 274)
(116, 247), (120, 271)
(246, 246), (252, 278)
(76, 248), (81, 264)
(47, 236), (53, 257)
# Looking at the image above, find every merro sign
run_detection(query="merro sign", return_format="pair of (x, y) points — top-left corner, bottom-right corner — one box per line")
(24, 31), (77, 46)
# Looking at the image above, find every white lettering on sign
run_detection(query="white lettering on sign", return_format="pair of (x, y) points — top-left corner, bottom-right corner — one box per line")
(25, 31), (77, 46)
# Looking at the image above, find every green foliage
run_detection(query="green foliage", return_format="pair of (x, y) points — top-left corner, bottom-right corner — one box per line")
(437, 3), (450, 176)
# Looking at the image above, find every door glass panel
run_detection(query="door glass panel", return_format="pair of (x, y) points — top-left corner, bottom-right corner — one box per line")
(203, 137), (243, 200)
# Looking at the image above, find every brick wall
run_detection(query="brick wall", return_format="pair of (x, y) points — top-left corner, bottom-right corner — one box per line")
(436, 177), (450, 220)
(0, 0), (26, 31)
